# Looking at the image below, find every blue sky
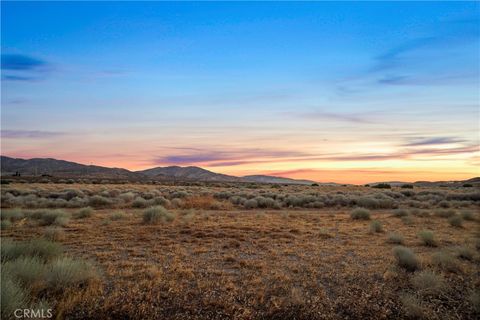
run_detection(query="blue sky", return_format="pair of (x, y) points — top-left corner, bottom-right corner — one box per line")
(1, 1), (479, 183)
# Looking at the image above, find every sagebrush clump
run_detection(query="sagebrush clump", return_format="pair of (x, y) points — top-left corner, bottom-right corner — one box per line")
(393, 246), (419, 271)
(142, 206), (175, 224)
(350, 208), (370, 220)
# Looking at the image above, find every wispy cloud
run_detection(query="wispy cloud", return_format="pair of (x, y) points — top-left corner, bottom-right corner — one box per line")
(403, 136), (466, 147)
(337, 15), (479, 94)
(1, 53), (52, 82)
(152, 148), (310, 166)
(1, 130), (66, 139)
(1, 54), (47, 71)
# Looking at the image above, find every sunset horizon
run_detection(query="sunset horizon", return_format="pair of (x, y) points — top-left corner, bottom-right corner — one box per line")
(2, 1), (479, 184)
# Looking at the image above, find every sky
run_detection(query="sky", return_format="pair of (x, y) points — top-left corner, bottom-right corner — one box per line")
(1, 1), (479, 184)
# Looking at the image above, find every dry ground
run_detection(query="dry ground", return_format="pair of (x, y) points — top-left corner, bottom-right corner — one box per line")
(1, 183), (479, 319)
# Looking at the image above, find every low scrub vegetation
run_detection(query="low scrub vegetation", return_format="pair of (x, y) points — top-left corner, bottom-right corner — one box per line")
(350, 208), (371, 220)
(387, 233), (404, 244)
(393, 246), (420, 271)
(411, 270), (446, 296)
(1, 238), (98, 319)
(369, 220), (382, 233)
(142, 206), (175, 224)
(448, 215), (463, 227)
(432, 251), (459, 273)
(418, 230), (437, 247)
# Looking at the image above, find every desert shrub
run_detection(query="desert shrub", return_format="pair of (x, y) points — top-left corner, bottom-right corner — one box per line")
(67, 196), (87, 208)
(401, 184), (414, 189)
(169, 198), (182, 208)
(2, 256), (46, 290)
(392, 209), (408, 217)
(88, 195), (111, 208)
(435, 209), (456, 218)
(400, 190), (415, 197)
(1, 275), (28, 319)
(393, 246), (419, 271)
(170, 191), (189, 199)
(45, 257), (98, 290)
(73, 207), (93, 219)
(469, 291), (480, 313)
(1, 239), (63, 262)
(32, 210), (70, 227)
(438, 200), (450, 208)
(400, 293), (424, 318)
(387, 233), (404, 244)
(244, 199), (258, 209)
(411, 270), (445, 296)
(463, 183), (473, 188)
(132, 197), (149, 208)
(418, 230), (436, 247)
(372, 183), (391, 189)
(460, 210), (475, 221)
(448, 215), (463, 227)
(152, 196), (169, 206)
(254, 196), (278, 209)
(350, 208), (370, 220)
(1, 220), (12, 230)
(354, 195), (395, 209)
(110, 212), (126, 221)
(142, 206), (175, 224)
(432, 251), (459, 272)
(119, 192), (135, 203)
(401, 215), (414, 225)
(369, 220), (383, 233)
(455, 246), (474, 261)
(182, 195), (224, 210)
(43, 227), (65, 242)
(1, 209), (24, 221)
(410, 209), (430, 217)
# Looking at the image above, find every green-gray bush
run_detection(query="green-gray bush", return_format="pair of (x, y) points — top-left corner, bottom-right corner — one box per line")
(432, 251), (459, 272)
(387, 233), (404, 244)
(393, 246), (419, 271)
(1, 220), (12, 230)
(244, 199), (258, 209)
(132, 197), (149, 208)
(350, 208), (370, 220)
(1, 275), (28, 320)
(460, 210), (475, 221)
(392, 209), (408, 217)
(73, 207), (93, 219)
(369, 220), (383, 233)
(418, 230), (436, 247)
(1, 209), (24, 221)
(88, 195), (112, 208)
(455, 246), (474, 261)
(43, 227), (65, 242)
(110, 212), (126, 221)
(411, 270), (445, 296)
(45, 257), (98, 290)
(448, 215), (463, 227)
(1, 239), (63, 262)
(142, 206), (175, 224)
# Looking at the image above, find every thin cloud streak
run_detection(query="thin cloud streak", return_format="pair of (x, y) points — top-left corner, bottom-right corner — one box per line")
(1, 130), (66, 139)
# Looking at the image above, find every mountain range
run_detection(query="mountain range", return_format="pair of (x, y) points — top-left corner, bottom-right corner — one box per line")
(2, 156), (478, 186)
(0, 156), (316, 185)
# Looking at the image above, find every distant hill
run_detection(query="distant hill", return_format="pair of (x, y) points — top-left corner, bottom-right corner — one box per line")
(0, 156), (310, 184)
(368, 178), (480, 187)
(0, 156), (142, 180)
(243, 175), (316, 185)
(137, 166), (242, 182)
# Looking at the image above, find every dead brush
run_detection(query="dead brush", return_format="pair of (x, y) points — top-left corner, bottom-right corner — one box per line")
(181, 195), (231, 210)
